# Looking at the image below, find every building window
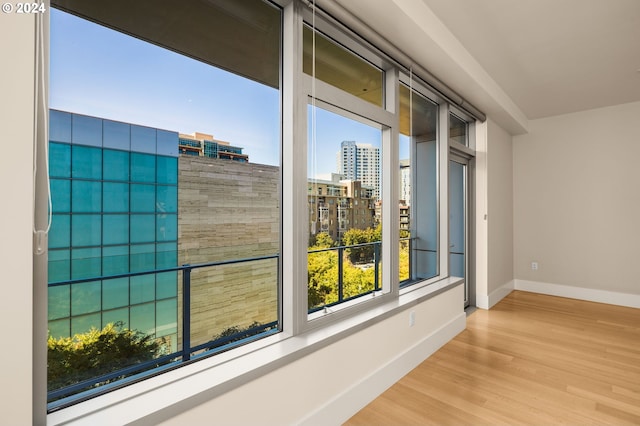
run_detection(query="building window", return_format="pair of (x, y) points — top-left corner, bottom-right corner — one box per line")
(450, 113), (468, 146)
(48, 0), (282, 408)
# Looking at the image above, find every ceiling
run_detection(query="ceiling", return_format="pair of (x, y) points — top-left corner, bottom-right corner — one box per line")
(332, 0), (640, 132)
(420, 0), (640, 120)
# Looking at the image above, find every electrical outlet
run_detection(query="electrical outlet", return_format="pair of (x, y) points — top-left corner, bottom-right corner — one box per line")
(531, 261), (539, 271)
(409, 311), (415, 327)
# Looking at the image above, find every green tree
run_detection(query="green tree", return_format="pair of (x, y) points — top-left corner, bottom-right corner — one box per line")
(342, 225), (381, 264)
(48, 322), (164, 392)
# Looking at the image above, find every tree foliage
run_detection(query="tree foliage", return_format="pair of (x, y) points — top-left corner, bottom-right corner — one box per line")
(48, 322), (164, 391)
(308, 225), (382, 309)
(342, 224), (381, 264)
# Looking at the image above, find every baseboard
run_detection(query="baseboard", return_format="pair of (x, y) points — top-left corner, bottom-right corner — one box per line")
(476, 280), (514, 310)
(297, 311), (467, 426)
(514, 279), (640, 309)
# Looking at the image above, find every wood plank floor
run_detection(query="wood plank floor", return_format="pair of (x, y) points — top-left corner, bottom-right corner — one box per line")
(345, 291), (640, 425)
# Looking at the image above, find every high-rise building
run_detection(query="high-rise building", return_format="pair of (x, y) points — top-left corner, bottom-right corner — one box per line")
(336, 141), (380, 199)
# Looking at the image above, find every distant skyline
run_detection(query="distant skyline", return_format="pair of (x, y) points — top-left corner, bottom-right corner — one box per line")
(50, 7), (408, 179)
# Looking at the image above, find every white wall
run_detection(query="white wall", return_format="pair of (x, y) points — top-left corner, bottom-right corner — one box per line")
(0, 11), (37, 425)
(152, 287), (464, 426)
(475, 119), (514, 309)
(513, 101), (640, 305)
(487, 120), (514, 296)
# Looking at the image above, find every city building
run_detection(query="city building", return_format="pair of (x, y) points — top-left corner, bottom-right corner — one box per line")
(47, 109), (179, 350)
(336, 140), (380, 199)
(308, 177), (376, 243)
(178, 132), (248, 162)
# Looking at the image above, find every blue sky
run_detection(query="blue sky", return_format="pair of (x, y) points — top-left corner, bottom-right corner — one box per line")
(50, 8), (403, 177)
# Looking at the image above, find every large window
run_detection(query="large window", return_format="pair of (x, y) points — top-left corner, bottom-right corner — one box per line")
(399, 83), (439, 286)
(48, 0), (282, 408)
(303, 20), (392, 317)
(40, 0), (480, 415)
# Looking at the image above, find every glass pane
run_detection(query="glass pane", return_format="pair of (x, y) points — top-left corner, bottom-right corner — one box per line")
(49, 110), (71, 143)
(49, 214), (70, 249)
(307, 104), (382, 310)
(130, 184), (155, 213)
(72, 114), (102, 147)
(72, 145), (102, 179)
(72, 180), (102, 212)
(103, 119), (130, 151)
(131, 125), (156, 154)
(156, 185), (177, 213)
(131, 153), (156, 183)
(398, 84), (438, 284)
(102, 307), (129, 329)
(48, 284), (70, 320)
(130, 274), (155, 305)
(103, 149), (130, 181)
(49, 0), (281, 400)
(449, 160), (466, 279)
(102, 215), (129, 246)
(71, 214), (101, 247)
(71, 281), (101, 315)
(156, 298), (177, 337)
(156, 242), (177, 269)
(102, 245), (129, 276)
(130, 215), (156, 243)
(71, 313), (101, 336)
(303, 26), (383, 107)
(157, 156), (178, 184)
(102, 277), (129, 310)
(156, 272), (177, 299)
(51, 179), (70, 213)
(450, 114), (467, 146)
(48, 249), (70, 282)
(157, 214), (177, 242)
(48, 318), (70, 340)
(103, 182), (129, 213)
(49, 143), (71, 178)
(71, 247), (102, 279)
(130, 302), (155, 335)
(130, 244), (155, 273)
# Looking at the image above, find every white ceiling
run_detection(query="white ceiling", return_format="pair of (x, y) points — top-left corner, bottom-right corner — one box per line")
(419, 0), (640, 120)
(332, 0), (640, 132)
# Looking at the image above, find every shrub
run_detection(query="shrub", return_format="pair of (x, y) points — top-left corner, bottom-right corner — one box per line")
(48, 322), (164, 391)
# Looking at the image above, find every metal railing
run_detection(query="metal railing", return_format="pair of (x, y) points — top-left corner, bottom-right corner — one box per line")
(47, 254), (280, 410)
(307, 241), (382, 313)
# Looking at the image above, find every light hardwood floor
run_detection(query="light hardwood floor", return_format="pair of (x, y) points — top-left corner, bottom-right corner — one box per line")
(345, 290), (640, 425)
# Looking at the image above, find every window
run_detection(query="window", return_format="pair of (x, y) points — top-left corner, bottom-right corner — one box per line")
(38, 0), (481, 416)
(304, 17), (393, 317)
(48, 0), (281, 408)
(450, 113), (468, 146)
(399, 83), (439, 285)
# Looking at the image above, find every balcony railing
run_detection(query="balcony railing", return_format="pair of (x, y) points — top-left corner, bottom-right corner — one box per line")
(47, 254), (279, 411)
(47, 241), (387, 410)
(307, 241), (381, 313)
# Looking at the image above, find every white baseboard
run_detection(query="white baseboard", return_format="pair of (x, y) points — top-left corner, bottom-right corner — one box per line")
(514, 279), (640, 309)
(476, 280), (514, 310)
(298, 311), (467, 426)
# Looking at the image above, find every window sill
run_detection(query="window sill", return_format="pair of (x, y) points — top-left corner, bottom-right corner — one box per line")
(47, 276), (464, 425)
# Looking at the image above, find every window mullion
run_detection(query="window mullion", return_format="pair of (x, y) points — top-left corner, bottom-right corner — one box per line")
(282, 0), (307, 336)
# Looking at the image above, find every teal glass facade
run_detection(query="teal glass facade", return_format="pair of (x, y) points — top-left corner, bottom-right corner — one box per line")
(48, 110), (179, 350)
